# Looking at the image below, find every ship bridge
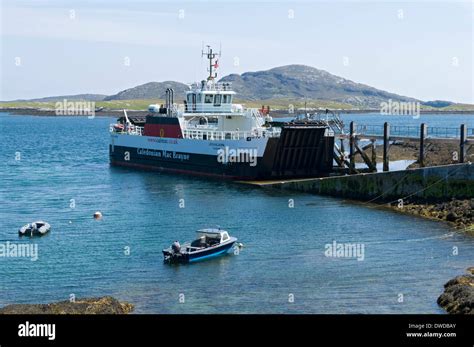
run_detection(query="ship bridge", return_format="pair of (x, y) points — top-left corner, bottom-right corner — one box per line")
(184, 81), (236, 114)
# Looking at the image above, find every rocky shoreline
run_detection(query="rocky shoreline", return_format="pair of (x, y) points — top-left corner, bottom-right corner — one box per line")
(437, 268), (474, 314)
(387, 199), (474, 234)
(0, 296), (134, 314)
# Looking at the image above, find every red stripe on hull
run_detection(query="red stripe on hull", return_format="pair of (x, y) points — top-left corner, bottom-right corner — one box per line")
(144, 124), (183, 138)
(110, 160), (245, 180)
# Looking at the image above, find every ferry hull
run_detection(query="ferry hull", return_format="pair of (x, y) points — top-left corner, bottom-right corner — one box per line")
(109, 126), (334, 180)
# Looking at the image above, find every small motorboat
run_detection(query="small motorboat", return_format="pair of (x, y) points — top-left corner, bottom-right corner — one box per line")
(18, 221), (51, 237)
(163, 228), (238, 264)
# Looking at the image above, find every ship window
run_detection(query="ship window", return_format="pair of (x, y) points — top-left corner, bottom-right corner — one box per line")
(187, 94), (193, 103)
(204, 94), (213, 103)
(223, 95), (231, 104)
(197, 94), (202, 103)
(214, 94), (221, 106)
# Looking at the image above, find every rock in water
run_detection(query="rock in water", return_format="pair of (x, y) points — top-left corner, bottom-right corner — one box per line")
(0, 296), (134, 314)
(446, 212), (458, 222)
(437, 271), (474, 314)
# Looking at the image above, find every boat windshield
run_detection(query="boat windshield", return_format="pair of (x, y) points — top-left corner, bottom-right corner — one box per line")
(194, 233), (221, 246)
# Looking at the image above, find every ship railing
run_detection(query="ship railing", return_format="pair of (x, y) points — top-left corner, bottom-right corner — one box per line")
(182, 128), (281, 141)
(200, 82), (233, 91)
(352, 124), (473, 139)
(110, 124), (143, 136)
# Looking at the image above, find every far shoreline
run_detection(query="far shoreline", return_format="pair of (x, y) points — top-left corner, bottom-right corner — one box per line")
(1, 107), (474, 118)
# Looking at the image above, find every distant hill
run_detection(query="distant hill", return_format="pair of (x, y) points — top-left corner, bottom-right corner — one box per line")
(104, 65), (419, 108)
(104, 81), (189, 101)
(11, 94), (107, 102)
(7, 65), (460, 109)
(219, 65), (418, 107)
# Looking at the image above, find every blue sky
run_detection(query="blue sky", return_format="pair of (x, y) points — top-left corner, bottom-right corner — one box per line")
(1, 0), (472, 103)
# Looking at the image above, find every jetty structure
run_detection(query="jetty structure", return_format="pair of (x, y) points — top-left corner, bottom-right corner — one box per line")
(109, 46), (335, 180)
(275, 109), (473, 174)
(249, 114), (474, 206)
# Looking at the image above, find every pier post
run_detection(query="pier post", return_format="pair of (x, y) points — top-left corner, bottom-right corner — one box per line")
(371, 139), (377, 168)
(383, 122), (390, 172)
(419, 123), (426, 167)
(350, 121), (356, 173)
(460, 124), (467, 163)
(340, 139), (345, 167)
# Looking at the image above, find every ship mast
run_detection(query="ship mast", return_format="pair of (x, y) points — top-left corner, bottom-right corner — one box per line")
(202, 45), (220, 81)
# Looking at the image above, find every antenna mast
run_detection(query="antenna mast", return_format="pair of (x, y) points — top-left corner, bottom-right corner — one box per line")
(202, 45), (220, 81)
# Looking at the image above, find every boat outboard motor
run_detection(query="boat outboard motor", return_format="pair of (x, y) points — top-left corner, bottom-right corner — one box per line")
(171, 241), (181, 254)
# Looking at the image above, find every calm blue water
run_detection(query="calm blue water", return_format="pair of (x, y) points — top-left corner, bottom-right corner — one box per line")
(0, 112), (473, 313)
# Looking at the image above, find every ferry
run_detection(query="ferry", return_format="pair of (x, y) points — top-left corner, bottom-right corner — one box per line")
(109, 46), (335, 180)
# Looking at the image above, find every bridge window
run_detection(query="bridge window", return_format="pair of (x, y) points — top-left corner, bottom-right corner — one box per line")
(214, 94), (221, 106)
(197, 93), (202, 103)
(204, 94), (213, 103)
(223, 95), (231, 104)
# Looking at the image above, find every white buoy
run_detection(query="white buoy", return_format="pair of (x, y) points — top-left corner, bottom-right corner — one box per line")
(93, 211), (102, 220)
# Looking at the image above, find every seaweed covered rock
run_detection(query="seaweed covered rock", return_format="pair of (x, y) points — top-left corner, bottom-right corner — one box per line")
(437, 270), (474, 314)
(0, 296), (134, 314)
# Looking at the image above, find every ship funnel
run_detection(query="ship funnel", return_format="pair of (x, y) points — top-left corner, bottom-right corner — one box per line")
(165, 88), (170, 115)
(164, 88), (174, 116)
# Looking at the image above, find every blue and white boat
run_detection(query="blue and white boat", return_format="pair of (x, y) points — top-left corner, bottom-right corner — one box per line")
(163, 228), (238, 264)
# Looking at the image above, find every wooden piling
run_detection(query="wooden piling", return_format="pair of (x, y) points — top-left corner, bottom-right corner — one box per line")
(419, 123), (426, 167)
(350, 121), (356, 173)
(355, 143), (376, 172)
(371, 139), (377, 168)
(340, 139), (345, 167)
(460, 124), (467, 163)
(383, 122), (390, 172)
(333, 143), (344, 167)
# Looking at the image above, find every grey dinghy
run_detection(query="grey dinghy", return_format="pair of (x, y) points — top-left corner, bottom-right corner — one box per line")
(18, 221), (51, 237)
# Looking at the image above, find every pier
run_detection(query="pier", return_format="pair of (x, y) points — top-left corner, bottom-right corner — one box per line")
(333, 122), (474, 174)
(247, 162), (474, 203)
(244, 120), (474, 203)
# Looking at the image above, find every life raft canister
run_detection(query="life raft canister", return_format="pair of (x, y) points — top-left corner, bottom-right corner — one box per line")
(113, 124), (124, 131)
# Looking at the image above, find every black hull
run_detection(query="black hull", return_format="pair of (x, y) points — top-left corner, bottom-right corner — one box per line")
(110, 126), (334, 180)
